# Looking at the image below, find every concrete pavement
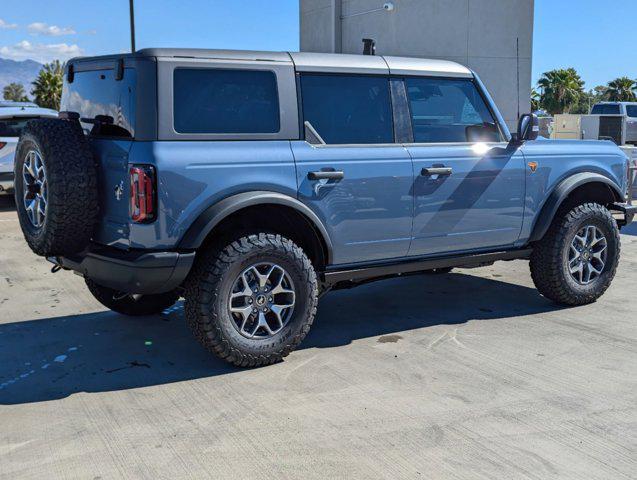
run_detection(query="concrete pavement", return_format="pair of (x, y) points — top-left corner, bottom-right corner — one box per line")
(1, 195), (636, 479)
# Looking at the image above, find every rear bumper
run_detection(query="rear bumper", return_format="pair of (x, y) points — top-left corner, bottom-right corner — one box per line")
(48, 245), (196, 294)
(0, 172), (14, 193)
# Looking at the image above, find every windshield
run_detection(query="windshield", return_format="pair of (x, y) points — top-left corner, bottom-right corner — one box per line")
(0, 117), (40, 137)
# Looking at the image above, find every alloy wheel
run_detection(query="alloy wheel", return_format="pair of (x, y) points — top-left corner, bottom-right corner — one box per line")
(228, 263), (296, 338)
(567, 225), (607, 285)
(22, 150), (47, 228)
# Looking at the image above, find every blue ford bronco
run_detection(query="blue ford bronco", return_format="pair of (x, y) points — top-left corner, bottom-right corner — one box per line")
(15, 49), (636, 367)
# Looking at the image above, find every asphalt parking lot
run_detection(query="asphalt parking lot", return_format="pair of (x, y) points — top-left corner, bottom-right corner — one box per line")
(1, 194), (636, 480)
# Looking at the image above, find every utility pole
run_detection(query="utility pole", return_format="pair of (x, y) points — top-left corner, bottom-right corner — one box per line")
(129, 0), (136, 53)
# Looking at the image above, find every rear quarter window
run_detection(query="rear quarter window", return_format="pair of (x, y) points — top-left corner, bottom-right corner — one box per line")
(173, 68), (280, 134)
(626, 106), (637, 118)
(0, 117), (40, 137)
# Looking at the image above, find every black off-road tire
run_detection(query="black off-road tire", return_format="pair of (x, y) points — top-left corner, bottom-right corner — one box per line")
(14, 118), (98, 256)
(530, 202), (620, 306)
(185, 233), (319, 368)
(85, 278), (181, 316)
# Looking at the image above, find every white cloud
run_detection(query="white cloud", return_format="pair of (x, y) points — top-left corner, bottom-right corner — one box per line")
(28, 22), (76, 36)
(0, 40), (83, 63)
(0, 18), (18, 29)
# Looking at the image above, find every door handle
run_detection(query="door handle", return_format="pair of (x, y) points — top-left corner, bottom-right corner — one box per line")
(421, 167), (452, 176)
(308, 170), (345, 180)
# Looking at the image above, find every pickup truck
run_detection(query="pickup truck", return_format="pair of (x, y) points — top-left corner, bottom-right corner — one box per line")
(14, 49), (636, 367)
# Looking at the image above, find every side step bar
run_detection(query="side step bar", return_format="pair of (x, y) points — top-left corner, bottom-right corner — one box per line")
(324, 249), (532, 286)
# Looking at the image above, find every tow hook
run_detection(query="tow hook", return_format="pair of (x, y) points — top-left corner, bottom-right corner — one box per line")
(51, 264), (62, 274)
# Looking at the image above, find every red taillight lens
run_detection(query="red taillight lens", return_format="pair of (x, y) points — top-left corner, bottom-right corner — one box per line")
(0, 142), (6, 150)
(129, 165), (156, 223)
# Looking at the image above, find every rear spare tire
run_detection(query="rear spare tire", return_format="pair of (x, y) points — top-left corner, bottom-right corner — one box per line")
(14, 118), (98, 256)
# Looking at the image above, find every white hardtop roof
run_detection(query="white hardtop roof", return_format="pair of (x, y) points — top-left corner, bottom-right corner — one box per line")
(0, 105), (58, 119)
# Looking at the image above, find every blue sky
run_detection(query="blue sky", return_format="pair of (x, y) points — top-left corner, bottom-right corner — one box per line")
(0, 0), (635, 89)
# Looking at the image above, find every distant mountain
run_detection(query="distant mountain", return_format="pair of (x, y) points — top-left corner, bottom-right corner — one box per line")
(0, 58), (43, 99)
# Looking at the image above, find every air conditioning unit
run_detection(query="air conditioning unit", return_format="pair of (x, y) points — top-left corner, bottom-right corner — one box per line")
(551, 114), (628, 145)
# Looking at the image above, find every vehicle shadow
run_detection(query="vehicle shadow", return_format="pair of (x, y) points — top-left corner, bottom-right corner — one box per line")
(0, 195), (16, 213)
(0, 271), (559, 405)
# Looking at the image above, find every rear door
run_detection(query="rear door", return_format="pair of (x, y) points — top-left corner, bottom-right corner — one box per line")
(402, 77), (526, 256)
(292, 73), (414, 265)
(60, 66), (137, 249)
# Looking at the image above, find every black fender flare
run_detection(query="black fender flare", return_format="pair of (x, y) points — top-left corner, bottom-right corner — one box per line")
(178, 191), (333, 263)
(528, 172), (623, 243)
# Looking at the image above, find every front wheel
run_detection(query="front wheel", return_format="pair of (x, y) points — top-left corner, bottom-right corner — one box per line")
(185, 233), (319, 367)
(85, 279), (180, 316)
(530, 202), (620, 306)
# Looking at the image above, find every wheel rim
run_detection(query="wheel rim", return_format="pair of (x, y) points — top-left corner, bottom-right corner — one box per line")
(22, 150), (47, 228)
(567, 225), (607, 285)
(228, 263), (296, 339)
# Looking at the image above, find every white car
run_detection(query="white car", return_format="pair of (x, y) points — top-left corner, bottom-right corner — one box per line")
(0, 101), (58, 194)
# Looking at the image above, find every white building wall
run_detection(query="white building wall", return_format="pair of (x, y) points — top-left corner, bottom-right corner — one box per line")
(300, 0), (534, 129)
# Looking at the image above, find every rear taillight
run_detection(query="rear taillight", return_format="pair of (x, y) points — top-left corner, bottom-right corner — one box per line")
(129, 165), (156, 223)
(0, 142), (6, 150)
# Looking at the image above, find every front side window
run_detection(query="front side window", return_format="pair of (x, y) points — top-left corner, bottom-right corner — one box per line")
(173, 68), (280, 134)
(626, 106), (637, 118)
(406, 78), (500, 143)
(300, 74), (393, 144)
(591, 104), (621, 115)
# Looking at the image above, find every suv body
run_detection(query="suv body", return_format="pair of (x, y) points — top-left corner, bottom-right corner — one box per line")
(19, 49), (634, 366)
(590, 101), (637, 144)
(0, 103), (58, 193)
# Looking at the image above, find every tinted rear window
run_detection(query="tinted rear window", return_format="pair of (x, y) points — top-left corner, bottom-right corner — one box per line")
(0, 117), (40, 137)
(591, 104), (621, 115)
(173, 68), (280, 134)
(626, 106), (637, 118)
(300, 74), (393, 144)
(60, 68), (136, 138)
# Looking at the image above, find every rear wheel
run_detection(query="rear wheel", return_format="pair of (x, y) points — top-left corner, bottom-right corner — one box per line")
(530, 202), (620, 306)
(85, 278), (180, 316)
(185, 233), (318, 367)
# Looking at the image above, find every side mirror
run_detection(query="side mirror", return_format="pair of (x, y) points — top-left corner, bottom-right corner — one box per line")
(516, 113), (539, 142)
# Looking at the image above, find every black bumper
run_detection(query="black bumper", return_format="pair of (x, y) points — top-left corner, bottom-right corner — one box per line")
(611, 202), (637, 226)
(48, 246), (196, 295)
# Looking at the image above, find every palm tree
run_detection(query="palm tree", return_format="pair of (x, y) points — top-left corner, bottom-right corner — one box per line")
(31, 60), (64, 110)
(605, 77), (637, 102)
(537, 68), (585, 115)
(3, 82), (29, 102)
(530, 88), (541, 112)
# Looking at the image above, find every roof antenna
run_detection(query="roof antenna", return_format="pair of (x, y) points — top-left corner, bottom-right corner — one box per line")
(362, 38), (376, 56)
(129, 0), (136, 53)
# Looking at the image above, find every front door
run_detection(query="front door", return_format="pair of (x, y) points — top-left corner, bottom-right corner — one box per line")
(402, 76), (526, 256)
(292, 73), (413, 265)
